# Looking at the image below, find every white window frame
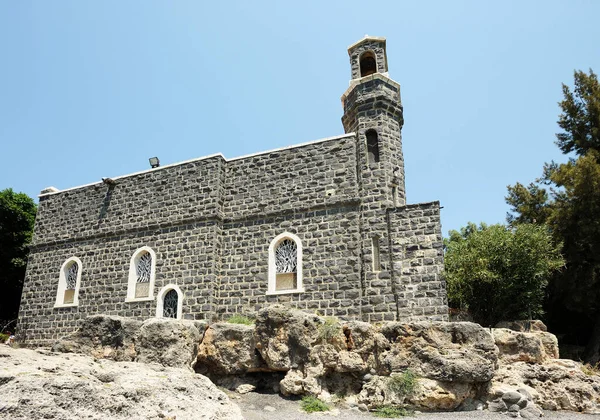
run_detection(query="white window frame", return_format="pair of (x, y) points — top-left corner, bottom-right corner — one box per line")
(126, 246), (157, 302)
(156, 284), (184, 319)
(54, 257), (83, 308)
(267, 232), (304, 295)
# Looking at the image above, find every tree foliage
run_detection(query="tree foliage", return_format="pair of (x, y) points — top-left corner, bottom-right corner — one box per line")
(556, 69), (600, 155)
(0, 189), (37, 324)
(505, 69), (600, 361)
(445, 223), (563, 327)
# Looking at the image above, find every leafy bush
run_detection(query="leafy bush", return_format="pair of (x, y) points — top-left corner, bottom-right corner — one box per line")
(0, 333), (8, 343)
(318, 316), (341, 342)
(387, 370), (418, 396)
(444, 223), (564, 327)
(373, 405), (412, 418)
(300, 395), (330, 413)
(226, 315), (254, 325)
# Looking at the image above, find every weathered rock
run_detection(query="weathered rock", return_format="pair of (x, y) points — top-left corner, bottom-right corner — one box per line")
(0, 345), (242, 420)
(196, 322), (262, 374)
(253, 305), (321, 371)
(378, 322), (498, 382)
(136, 317), (203, 369)
(52, 315), (141, 361)
(492, 359), (600, 412)
(236, 384), (256, 394)
(493, 328), (559, 363)
(407, 378), (477, 411)
(496, 320), (548, 332)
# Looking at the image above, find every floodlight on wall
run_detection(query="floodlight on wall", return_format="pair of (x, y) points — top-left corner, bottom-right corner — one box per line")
(102, 177), (116, 186)
(149, 157), (160, 168)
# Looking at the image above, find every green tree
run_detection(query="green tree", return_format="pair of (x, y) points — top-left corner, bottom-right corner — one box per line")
(445, 223), (563, 327)
(506, 69), (600, 362)
(556, 69), (600, 155)
(0, 189), (37, 326)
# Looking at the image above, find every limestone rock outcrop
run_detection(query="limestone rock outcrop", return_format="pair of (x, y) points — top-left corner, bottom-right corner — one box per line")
(379, 321), (498, 382)
(136, 317), (204, 368)
(51, 315), (141, 362)
(49, 307), (600, 414)
(53, 315), (205, 369)
(490, 326), (600, 414)
(196, 323), (262, 374)
(0, 345), (242, 420)
(195, 305), (500, 411)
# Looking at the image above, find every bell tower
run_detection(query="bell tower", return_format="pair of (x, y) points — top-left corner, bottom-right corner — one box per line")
(341, 36), (405, 207)
(341, 36), (407, 322)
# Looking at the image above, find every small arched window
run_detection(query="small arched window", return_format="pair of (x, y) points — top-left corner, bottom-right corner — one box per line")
(268, 232), (304, 295)
(126, 246), (157, 302)
(360, 51), (377, 77)
(54, 257), (83, 308)
(156, 285), (183, 319)
(366, 130), (380, 164)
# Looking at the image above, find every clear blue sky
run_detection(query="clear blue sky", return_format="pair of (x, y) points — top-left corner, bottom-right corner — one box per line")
(2, 1), (599, 235)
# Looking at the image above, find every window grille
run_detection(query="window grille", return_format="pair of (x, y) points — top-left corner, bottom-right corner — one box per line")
(136, 253), (152, 283)
(275, 239), (297, 290)
(366, 130), (380, 164)
(163, 289), (178, 318)
(65, 262), (78, 289)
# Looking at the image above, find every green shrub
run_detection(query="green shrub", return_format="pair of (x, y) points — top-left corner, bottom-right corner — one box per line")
(226, 315), (254, 325)
(300, 395), (330, 413)
(318, 316), (341, 342)
(373, 405), (412, 417)
(387, 370), (418, 396)
(0, 333), (8, 343)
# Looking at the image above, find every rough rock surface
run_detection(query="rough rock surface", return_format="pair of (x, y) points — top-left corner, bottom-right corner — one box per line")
(195, 306), (500, 411)
(253, 305), (322, 371)
(52, 315), (205, 370)
(379, 322), (498, 382)
(486, 386), (543, 419)
(136, 318), (204, 368)
(490, 326), (600, 414)
(493, 328), (559, 363)
(495, 320), (548, 332)
(46, 307), (600, 414)
(196, 323), (262, 374)
(51, 315), (141, 361)
(491, 359), (600, 413)
(0, 345), (242, 420)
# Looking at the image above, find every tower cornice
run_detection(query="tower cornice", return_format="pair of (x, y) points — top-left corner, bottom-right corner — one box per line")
(341, 73), (401, 110)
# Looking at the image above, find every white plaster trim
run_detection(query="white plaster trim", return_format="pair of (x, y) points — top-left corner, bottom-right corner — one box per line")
(266, 288), (306, 296)
(38, 133), (356, 198)
(54, 257), (83, 308)
(125, 296), (154, 303)
(227, 133), (355, 162)
(268, 232), (304, 295)
(126, 246), (157, 302)
(156, 284), (183, 320)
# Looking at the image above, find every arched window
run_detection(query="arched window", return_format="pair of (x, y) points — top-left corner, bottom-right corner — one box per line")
(268, 232), (304, 295)
(156, 285), (183, 319)
(126, 246), (157, 302)
(54, 257), (82, 308)
(366, 130), (380, 164)
(360, 51), (377, 77)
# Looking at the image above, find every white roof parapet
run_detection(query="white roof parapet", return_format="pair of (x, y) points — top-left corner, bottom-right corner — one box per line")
(40, 186), (60, 195)
(347, 35), (386, 52)
(38, 132), (357, 198)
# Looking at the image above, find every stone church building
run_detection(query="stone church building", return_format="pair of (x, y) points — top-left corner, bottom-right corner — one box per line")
(18, 36), (448, 345)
